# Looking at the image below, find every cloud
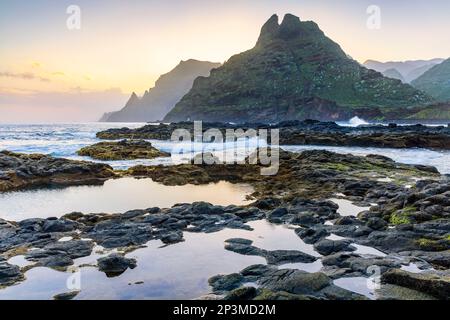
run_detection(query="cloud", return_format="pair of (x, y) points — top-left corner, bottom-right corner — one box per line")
(0, 87), (129, 122)
(31, 62), (42, 68)
(0, 71), (50, 82)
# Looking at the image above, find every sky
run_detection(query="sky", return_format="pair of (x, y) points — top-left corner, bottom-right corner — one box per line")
(1, 0), (450, 122)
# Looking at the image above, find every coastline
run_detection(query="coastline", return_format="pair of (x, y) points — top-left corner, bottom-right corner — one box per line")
(1, 122), (449, 300)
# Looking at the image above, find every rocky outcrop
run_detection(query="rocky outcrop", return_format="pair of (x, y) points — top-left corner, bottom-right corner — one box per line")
(164, 14), (432, 123)
(96, 120), (450, 150)
(97, 253), (137, 277)
(100, 60), (221, 122)
(382, 269), (450, 300)
(0, 261), (24, 287)
(224, 238), (317, 264)
(209, 265), (367, 300)
(0, 151), (115, 192)
(77, 140), (170, 160)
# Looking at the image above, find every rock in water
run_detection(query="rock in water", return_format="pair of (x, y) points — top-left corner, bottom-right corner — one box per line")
(0, 262), (24, 286)
(53, 291), (80, 300)
(0, 150), (114, 192)
(164, 13), (431, 123)
(77, 140), (170, 160)
(97, 253), (137, 277)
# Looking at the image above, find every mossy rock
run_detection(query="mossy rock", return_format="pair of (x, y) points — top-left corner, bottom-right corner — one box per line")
(77, 140), (169, 160)
(389, 206), (417, 225)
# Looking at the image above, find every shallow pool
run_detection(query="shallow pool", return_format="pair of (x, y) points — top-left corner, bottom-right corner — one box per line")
(0, 178), (254, 221)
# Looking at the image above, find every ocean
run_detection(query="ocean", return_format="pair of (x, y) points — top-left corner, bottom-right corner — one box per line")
(1, 122), (450, 173)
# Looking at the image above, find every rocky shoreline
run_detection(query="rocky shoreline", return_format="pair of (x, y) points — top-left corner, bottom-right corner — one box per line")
(0, 151), (115, 192)
(0, 145), (449, 299)
(96, 120), (450, 150)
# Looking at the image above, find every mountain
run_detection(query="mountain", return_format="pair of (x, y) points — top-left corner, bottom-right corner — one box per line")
(363, 58), (445, 83)
(100, 59), (221, 122)
(164, 14), (432, 123)
(407, 103), (450, 120)
(382, 68), (405, 82)
(411, 58), (450, 103)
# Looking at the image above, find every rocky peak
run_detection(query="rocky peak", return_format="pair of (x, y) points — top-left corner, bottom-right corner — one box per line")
(257, 14), (280, 46)
(256, 13), (327, 47)
(278, 13), (302, 39)
(128, 92), (139, 104)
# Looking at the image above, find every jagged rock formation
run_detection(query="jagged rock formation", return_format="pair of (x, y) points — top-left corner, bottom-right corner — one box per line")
(364, 58), (445, 83)
(100, 60), (221, 122)
(164, 14), (432, 123)
(412, 58), (450, 103)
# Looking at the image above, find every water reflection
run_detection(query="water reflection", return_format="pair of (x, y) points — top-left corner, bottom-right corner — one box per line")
(0, 178), (253, 221)
(0, 221), (319, 300)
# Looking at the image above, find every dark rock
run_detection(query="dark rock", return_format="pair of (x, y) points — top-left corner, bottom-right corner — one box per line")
(97, 253), (137, 277)
(160, 231), (184, 244)
(25, 240), (94, 268)
(42, 219), (78, 233)
(322, 252), (401, 275)
(260, 269), (331, 295)
(335, 216), (360, 226)
(224, 286), (258, 300)
(0, 150), (114, 192)
(295, 227), (330, 244)
(382, 269), (450, 300)
(267, 208), (289, 222)
(225, 238), (253, 245)
(253, 198), (282, 210)
(265, 250), (317, 265)
(314, 239), (356, 256)
(291, 212), (320, 227)
(366, 217), (388, 230)
(0, 262), (24, 286)
(224, 242), (263, 256)
(209, 273), (244, 293)
(53, 291), (80, 300)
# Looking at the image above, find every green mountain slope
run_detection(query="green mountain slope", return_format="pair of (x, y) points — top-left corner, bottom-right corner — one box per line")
(164, 14), (432, 123)
(412, 58), (450, 102)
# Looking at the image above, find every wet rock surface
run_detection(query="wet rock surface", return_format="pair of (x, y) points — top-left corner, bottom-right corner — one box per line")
(0, 261), (24, 287)
(224, 238), (317, 265)
(53, 290), (80, 300)
(97, 253), (137, 277)
(382, 269), (450, 300)
(77, 139), (170, 160)
(209, 264), (367, 300)
(0, 151), (115, 192)
(0, 148), (448, 300)
(25, 240), (95, 268)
